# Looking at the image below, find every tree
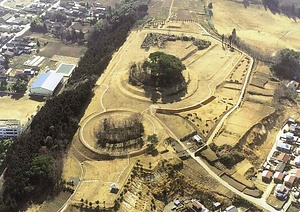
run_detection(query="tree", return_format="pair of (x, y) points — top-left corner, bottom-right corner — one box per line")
(36, 39), (40, 48)
(232, 28), (237, 40)
(147, 134), (158, 143)
(229, 35), (233, 47)
(208, 2), (213, 9)
(142, 52), (186, 87)
(0, 81), (7, 91)
(3, 56), (9, 70)
(272, 49), (300, 79)
(12, 78), (27, 93)
(221, 34), (225, 46)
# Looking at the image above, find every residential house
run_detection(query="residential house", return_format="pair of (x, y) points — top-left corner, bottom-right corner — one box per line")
(189, 199), (208, 212)
(284, 174), (296, 188)
(277, 153), (290, 163)
(292, 156), (300, 167)
(291, 169), (300, 179)
(0, 13), (13, 23)
(275, 184), (288, 200)
(3, 51), (14, 58)
(273, 172), (285, 184)
(262, 170), (273, 183)
(275, 162), (286, 173)
(225, 205), (238, 212)
(290, 124), (300, 136)
(276, 142), (292, 153)
(0, 25), (11, 33)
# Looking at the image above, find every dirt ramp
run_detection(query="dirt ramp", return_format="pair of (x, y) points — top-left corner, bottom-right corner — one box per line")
(156, 96), (216, 114)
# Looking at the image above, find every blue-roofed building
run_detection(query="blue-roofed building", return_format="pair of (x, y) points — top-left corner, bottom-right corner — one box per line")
(29, 72), (64, 96)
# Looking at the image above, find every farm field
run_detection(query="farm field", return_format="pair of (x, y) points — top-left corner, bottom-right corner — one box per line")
(210, 0), (300, 53)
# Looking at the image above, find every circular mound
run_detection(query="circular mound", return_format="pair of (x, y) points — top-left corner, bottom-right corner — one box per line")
(80, 110), (155, 157)
(117, 68), (199, 104)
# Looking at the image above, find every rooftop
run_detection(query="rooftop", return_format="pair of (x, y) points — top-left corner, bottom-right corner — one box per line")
(0, 119), (20, 128)
(31, 72), (64, 91)
(277, 153), (290, 163)
(262, 170), (273, 179)
(55, 63), (76, 76)
(274, 172), (284, 180)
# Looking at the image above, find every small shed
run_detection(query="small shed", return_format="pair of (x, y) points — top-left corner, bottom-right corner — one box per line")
(293, 156), (300, 167)
(110, 183), (119, 194)
(174, 200), (181, 206)
(192, 135), (202, 144)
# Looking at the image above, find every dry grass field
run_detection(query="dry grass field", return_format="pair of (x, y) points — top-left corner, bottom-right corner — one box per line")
(0, 96), (42, 125)
(210, 0), (300, 53)
(214, 61), (277, 147)
(214, 101), (274, 147)
(60, 22), (243, 210)
(71, 159), (132, 207)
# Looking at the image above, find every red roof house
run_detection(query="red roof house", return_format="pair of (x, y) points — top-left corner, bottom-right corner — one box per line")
(274, 172), (284, 184)
(262, 170), (273, 183)
(277, 153), (290, 163)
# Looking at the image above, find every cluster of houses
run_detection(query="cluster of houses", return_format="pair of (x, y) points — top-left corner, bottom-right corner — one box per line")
(0, 37), (37, 83)
(20, 1), (52, 14)
(169, 199), (238, 212)
(261, 119), (300, 200)
(0, 12), (29, 26)
(2, 36), (36, 58)
(43, 1), (106, 20)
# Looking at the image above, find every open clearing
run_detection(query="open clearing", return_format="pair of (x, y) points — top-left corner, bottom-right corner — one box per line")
(62, 22), (241, 210)
(71, 159), (132, 207)
(210, 0), (300, 53)
(0, 96), (42, 126)
(214, 101), (274, 147)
